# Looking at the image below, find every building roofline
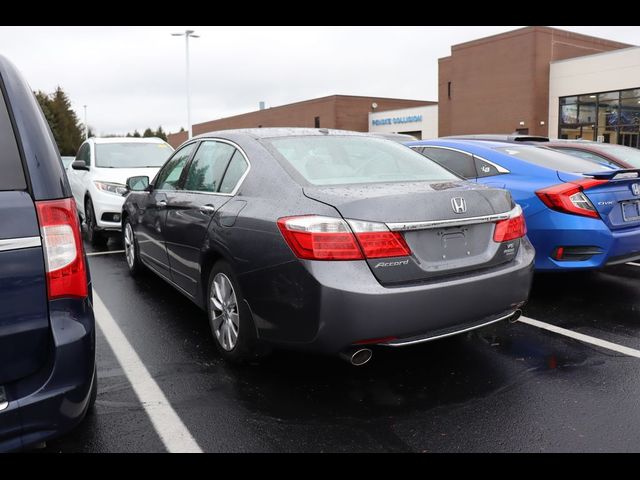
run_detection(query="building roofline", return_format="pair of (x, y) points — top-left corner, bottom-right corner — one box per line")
(550, 45), (640, 64)
(438, 26), (633, 61)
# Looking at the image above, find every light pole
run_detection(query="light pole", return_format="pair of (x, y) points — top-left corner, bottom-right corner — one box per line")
(171, 29), (200, 139)
(83, 105), (88, 139)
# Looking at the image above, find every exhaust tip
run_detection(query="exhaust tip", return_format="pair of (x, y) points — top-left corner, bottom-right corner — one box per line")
(340, 348), (373, 366)
(509, 309), (523, 323)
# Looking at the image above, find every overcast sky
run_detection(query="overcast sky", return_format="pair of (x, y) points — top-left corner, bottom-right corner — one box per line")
(1, 26), (638, 136)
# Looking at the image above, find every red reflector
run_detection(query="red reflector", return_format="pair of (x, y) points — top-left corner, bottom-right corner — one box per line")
(35, 198), (88, 300)
(554, 247), (565, 260)
(493, 213), (527, 243)
(354, 231), (411, 259)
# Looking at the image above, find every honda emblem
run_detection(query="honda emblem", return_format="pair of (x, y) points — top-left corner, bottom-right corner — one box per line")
(451, 197), (467, 214)
(632, 183), (640, 196)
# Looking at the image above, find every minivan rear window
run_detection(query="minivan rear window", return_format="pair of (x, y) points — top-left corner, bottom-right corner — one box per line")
(264, 136), (458, 186)
(494, 145), (614, 173)
(0, 84), (26, 191)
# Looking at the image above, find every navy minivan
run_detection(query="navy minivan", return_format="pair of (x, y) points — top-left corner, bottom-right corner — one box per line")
(0, 56), (96, 451)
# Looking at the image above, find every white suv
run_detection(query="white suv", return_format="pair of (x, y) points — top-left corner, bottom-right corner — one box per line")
(68, 137), (174, 245)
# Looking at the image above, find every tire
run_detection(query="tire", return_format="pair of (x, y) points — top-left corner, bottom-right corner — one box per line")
(123, 218), (145, 276)
(85, 197), (108, 247)
(206, 260), (268, 364)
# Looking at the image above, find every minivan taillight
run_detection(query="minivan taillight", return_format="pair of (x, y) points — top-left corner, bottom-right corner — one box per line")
(277, 215), (411, 260)
(535, 179), (607, 219)
(35, 198), (88, 299)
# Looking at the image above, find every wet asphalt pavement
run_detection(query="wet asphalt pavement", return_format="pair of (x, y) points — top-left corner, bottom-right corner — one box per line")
(41, 237), (640, 452)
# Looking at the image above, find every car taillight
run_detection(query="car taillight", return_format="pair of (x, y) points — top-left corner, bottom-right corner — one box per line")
(493, 208), (527, 242)
(347, 219), (411, 259)
(35, 198), (88, 299)
(535, 179), (607, 219)
(277, 215), (411, 261)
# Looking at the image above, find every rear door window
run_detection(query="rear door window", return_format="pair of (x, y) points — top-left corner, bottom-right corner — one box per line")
(420, 147), (477, 179)
(183, 141), (235, 193)
(0, 88), (26, 191)
(219, 150), (249, 194)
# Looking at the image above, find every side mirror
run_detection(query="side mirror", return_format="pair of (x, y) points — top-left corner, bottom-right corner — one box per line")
(126, 176), (150, 192)
(71, 160), (89, 171)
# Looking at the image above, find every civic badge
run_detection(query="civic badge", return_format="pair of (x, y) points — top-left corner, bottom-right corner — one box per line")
(632, 183), (640, 196)
(451, 197), (467, 214)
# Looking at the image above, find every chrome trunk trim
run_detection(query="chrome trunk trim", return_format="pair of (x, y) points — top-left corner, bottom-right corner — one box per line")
(386, 205), (521, 232)
(0, 236), (41, 252)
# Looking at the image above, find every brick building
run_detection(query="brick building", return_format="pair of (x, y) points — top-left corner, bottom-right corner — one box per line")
(167, 95), (434, 148)
(438, 26), (631, 137)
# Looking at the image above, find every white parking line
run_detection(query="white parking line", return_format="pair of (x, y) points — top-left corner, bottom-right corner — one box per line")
(518, 316), (640, 359)
(93, 292), (203, 453)
(86, 250), (125, 257)
(626, 262), (640, 267)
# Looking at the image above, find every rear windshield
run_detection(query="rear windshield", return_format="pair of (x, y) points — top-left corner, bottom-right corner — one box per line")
(95, 142), (174, 168)
(592, 144), (640, 168)
(0, 86), (26, 191)
(494, 145), (615, 173)
(263, 136), (459, 186)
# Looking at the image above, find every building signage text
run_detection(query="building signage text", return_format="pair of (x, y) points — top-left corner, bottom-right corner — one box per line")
(372, 115), (423, 126)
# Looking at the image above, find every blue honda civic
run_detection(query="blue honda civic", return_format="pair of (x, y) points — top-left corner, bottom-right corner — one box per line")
(407, 139), (640, 271)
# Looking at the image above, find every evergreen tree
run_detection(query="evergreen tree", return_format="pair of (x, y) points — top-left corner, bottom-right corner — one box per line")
(142, 128), (154, 138)
(132, 130), (141, 138)
(154, 126), (167, 141)
(34, 87), (84, 155)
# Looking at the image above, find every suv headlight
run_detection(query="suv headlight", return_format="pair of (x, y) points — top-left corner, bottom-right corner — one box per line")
(94, 181), (128, 196)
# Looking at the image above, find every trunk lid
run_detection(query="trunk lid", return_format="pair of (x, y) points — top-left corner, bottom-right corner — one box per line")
(304, 181), (520, 285)
(558, 169), (640, 230)
(0, 191), (50, 384)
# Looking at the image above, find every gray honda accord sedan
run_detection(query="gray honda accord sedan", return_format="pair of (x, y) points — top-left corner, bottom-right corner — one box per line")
(122, 128), (535, 365)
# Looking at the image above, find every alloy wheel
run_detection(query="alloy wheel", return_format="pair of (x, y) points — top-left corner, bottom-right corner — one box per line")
(124, 223), (135, 269)
(210, 273), (240, 351)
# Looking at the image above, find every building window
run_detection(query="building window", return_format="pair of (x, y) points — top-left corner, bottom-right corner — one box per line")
(314, 116), (320, 128)
(447, 81), (451, 100)
(559, 88), (640, 149)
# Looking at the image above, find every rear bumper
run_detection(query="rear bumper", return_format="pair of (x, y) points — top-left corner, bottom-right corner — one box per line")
(245, 238), (535, 355)
(526, 209), (640, 271)
(0, 297), (96, 452)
